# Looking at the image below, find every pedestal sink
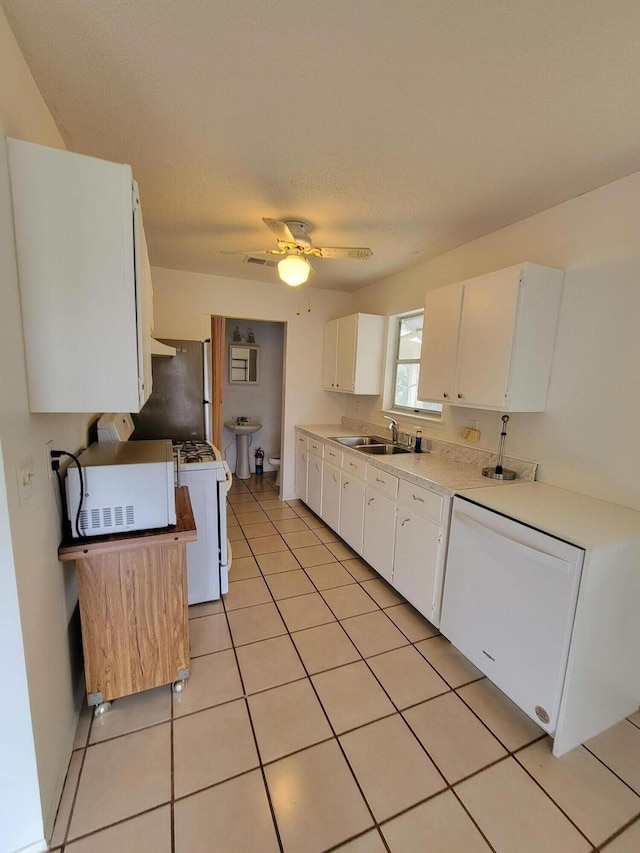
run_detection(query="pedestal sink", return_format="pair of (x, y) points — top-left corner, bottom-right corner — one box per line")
(224, 419), (262, 479)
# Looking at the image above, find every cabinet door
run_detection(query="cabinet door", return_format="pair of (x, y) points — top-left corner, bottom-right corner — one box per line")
(307, 454), (323, 516)
(336, 315), (357, 392)
(339, 476), (365, 554)
(133, 193), (153, 406)
(322, 463), (341, 531)
(455, 268), (520, 408)
(363, 487), (396, 582)
(295, 446), (308, 502)
(393, 510), (442, 623)
(7, 139), (145, 413)
(322, 319), (339, 389)
(418, 284), (463, 404)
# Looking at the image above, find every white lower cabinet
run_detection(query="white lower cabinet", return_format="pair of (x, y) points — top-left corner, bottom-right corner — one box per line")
(322, 462), (342, 531)
(392, 480), (448, 626)
(339, 474), (365, 554)
(362, 468), (399, 583)
(297, 434), (448, 629)
(294, 436), (308, 502)
(306, 450), (323, 517)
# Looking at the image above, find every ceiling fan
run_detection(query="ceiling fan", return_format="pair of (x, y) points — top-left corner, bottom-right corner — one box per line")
(222, 218), (373, 286)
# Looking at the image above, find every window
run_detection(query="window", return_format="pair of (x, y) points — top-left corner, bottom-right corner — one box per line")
(391, 312), (442, 417)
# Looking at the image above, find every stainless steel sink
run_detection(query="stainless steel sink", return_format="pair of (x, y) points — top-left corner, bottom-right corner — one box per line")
(357, 444), (411, 455)
(330, 435), (390, 446)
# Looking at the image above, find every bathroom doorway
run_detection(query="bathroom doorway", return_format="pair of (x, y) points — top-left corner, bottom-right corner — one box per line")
(211, 316), (286, 490)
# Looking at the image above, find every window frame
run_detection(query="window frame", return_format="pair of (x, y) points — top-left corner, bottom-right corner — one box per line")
(388, 310), (443, 421)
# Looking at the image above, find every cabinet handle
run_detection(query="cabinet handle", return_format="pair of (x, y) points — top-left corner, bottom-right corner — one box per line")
(349, 462), (357, 468)
(412, 494), (425, 503)
(443, 392), (449, 398)
(457, 393), (463, 399)
(401, 517), (411, 526)
(343, 481), (349, 488)
(375, 477), (386, 484)
(368, 497), (375, 505)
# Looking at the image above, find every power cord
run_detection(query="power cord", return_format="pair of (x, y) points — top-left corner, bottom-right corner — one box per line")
(51, 450), (84, 538)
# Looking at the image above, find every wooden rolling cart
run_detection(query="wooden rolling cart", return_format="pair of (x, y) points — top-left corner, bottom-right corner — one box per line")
(59, 487), (196, 715)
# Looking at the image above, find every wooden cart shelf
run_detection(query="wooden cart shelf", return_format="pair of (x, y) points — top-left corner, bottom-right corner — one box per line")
(59, 487), (196, 708)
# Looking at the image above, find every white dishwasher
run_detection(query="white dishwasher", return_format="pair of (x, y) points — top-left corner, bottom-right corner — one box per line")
(440, 496), (584, 735)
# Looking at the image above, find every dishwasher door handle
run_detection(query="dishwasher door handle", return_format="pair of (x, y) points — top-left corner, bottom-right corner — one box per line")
(454, 510), (572, 573)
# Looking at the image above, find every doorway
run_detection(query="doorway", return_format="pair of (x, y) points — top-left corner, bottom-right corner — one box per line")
(211, 316), (286, 491)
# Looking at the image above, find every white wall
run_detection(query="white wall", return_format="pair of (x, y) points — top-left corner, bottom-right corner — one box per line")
(152, 267), (352, 497)
(0, 8), (90, 844)
(350, 170), (640, 511)
(223, 319), (284, 475)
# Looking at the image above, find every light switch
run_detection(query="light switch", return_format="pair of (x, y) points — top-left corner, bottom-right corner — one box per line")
(16, 456), (35, 505)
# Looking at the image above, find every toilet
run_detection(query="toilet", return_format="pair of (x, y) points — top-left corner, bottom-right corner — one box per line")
(268, 454), (281, 486)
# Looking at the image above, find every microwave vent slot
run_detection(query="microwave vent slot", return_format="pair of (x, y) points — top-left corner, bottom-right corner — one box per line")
(78, 505), (136, 534)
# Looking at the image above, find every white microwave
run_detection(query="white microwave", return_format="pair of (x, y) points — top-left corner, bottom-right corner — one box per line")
(66, 440), (176, 538)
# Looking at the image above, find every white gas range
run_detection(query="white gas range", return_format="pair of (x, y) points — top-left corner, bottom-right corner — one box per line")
(173, 439), (233, 604)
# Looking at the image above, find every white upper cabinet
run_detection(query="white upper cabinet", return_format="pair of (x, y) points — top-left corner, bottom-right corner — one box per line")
(323, 313), (385, 394)
(418, 263), (564, 412)
(7, 138), (153, 413)
(417, 283), (463, 404)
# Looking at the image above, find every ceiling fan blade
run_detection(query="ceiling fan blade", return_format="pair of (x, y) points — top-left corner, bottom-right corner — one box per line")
(262, 217), (295, 243)
(316, 247), (373, 260)
(220, 249), (286, 256)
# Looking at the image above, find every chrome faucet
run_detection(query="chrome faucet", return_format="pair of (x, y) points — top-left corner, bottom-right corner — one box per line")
(383, 415), (399, 444)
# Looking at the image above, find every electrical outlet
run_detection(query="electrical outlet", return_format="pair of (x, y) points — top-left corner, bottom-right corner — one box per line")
(45, 440), (54, 478)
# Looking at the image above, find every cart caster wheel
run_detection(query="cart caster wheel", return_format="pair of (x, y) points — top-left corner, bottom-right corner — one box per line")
(172, 679), (188, 694)
(93, 701), (112, 717)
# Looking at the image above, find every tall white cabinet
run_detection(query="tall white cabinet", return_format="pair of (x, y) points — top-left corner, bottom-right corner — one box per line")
(418, 263), (564, 411)
(7, 138), (154, 413)
(323, 313), (385, 394)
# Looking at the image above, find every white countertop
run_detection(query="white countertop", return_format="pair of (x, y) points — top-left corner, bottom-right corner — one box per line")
(457, 481), (640, 548)
(298, 425), (640, 548)
(297, 424), (520, 496)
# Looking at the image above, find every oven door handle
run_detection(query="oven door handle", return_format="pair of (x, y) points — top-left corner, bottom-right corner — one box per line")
(222, 460), (233, 492)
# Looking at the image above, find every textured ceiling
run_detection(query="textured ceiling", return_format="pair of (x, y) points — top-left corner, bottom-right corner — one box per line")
(3, 0), (640, 292)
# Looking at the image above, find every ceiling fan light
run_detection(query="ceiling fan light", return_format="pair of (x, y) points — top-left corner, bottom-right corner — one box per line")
(278, 254), (310, 286)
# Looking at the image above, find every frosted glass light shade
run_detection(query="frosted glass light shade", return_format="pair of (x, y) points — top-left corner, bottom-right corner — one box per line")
(278, 254), (310, 286)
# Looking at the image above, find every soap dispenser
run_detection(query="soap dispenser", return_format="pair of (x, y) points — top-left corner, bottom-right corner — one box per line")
(414, 428), (422, 453)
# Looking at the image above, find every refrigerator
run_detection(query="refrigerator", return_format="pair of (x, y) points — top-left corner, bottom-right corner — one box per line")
(131, 339), (212, 441)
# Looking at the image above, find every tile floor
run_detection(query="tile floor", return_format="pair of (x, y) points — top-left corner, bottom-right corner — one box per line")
(49, 473), (640, 852)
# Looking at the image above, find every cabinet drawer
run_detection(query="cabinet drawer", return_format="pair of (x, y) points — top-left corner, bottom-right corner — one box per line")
(296, 432), (308, 449)
(324, 444), (343, 467)
(366, 465), (399, 499)
(308, 438), (324, 457)
(342, 453), (366, 480)
(398, 480), (443, 523)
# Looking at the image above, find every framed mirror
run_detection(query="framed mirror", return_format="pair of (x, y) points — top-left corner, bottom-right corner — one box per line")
(229, 344), (260, 384)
